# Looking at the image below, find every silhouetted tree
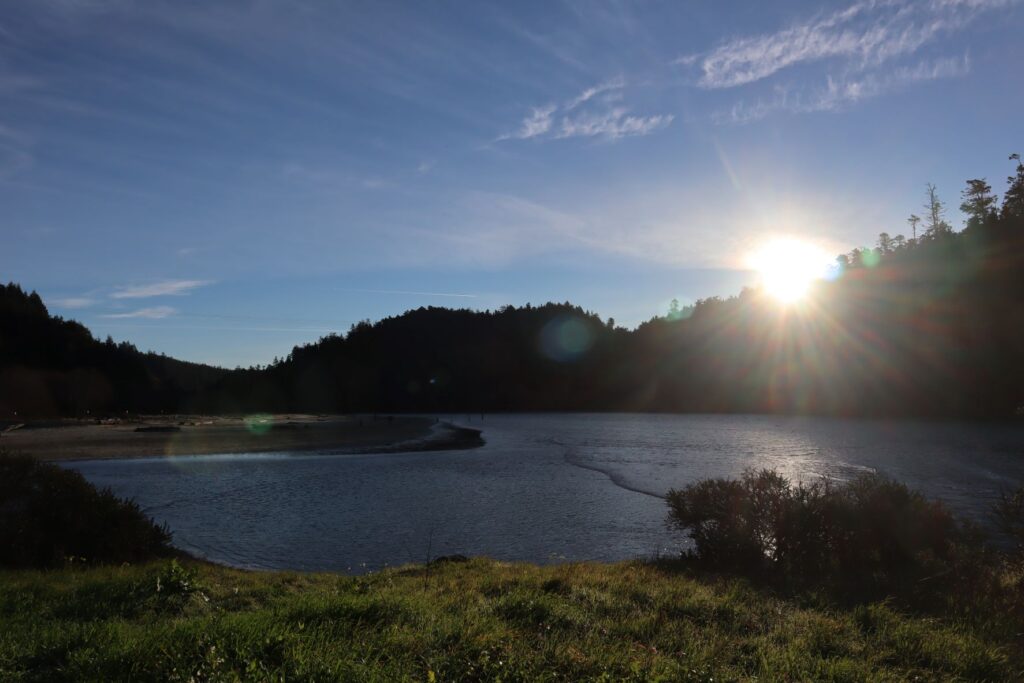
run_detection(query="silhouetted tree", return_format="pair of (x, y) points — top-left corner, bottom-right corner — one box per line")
(907, 214), (921, 241)
(924, 183), (952, 239)
(877, 232), (893, 254)
(1003, 153), (1024, 220)
(960, 178), (997, 231)
(667, 298), (682, 320)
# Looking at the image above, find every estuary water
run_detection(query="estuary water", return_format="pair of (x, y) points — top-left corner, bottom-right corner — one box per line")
(67, 413), (1024, 573)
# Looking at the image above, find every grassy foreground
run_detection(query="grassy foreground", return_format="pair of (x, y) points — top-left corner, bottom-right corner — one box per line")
(1, 558), (1019, 682)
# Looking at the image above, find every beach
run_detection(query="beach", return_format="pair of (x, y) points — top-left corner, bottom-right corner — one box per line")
(0, 414), (482, 461)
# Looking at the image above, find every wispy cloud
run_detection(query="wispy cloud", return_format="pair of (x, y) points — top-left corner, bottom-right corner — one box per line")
(565, 76), (626, 110)
(676, 0), (1013, 123)
(0, 121), (33, 179)
(556, 108), (674, 139)
(101, 306), (177, 319)
(499, 79), (672, 142)
(342, 288), (479, 299)
(716, 53), (971, 123)
(51, 297), (97, 309)
(680, 0), (1010, 90)
(405, 191), (589, 267)
(110, 279), (211, 299)
(499, 105), (556, 140)
(0, 70), (43, 95)
(282, 163), (393, 192)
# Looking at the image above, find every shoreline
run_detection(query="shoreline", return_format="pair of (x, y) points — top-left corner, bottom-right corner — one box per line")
(0, 414), (484, 461)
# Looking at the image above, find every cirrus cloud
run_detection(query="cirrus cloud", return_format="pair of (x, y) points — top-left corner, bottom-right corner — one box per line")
(677, 0), (1013, 124)
(715, 53), (972, 124)
(110, 279), (212, 299)
(50, 296), (97, 309)
(101, 305), (177, 319)
(499, 79), (673, 142)
(679, 0), (1011, 90)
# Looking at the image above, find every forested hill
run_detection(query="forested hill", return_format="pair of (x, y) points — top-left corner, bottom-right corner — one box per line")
(0, 283), (226, 417)
(5, 155), (1024, 419)
(198, 155), (1024, 418)
(196, 303), (633, 414)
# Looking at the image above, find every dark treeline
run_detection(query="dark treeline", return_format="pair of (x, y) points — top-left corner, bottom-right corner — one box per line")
(4, 154), (1024, 418)
(0, 283), (226, 417)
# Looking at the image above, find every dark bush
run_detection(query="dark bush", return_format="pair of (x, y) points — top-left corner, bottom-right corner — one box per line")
(667, 469), (979, 599)
(994, 485), (1024, 557)
(0, 452), (172, 568)
(994, 485), (1024, 601)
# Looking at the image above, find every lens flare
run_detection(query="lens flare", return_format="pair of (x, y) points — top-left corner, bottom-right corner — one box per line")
(244, 414), (273, 435)
(539, 315), (593, 362)
(749, 239), (832, 304)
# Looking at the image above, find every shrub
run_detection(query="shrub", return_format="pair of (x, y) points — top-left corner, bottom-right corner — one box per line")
(994, 485), (1024, 601)
(994, 485), (1024, 557)
(666, 469), (978, 599)
(0, 452), (172, 568)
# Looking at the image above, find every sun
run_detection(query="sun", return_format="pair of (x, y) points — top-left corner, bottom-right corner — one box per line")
(749, 238), (831, 304)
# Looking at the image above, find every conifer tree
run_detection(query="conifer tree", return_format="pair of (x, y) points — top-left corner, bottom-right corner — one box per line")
(1002, 153), (1024, 220)
(960, 178), (997, 231)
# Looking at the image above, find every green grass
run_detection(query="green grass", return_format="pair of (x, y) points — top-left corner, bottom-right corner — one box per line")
(1, 558), (1020, 682)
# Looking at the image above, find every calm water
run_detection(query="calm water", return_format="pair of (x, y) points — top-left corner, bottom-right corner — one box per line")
(67, 414), (1024, 573)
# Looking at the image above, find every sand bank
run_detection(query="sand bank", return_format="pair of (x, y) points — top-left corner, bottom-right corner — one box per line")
(0, 414), (483, 461)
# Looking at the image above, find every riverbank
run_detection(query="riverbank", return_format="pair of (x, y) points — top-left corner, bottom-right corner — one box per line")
(1, 557), (1018, 681)
(0, 414), (482, 461)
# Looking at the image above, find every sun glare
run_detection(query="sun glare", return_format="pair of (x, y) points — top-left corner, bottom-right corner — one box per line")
(749, 239), (831, 304)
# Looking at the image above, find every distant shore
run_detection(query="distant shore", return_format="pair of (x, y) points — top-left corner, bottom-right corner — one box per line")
(0, 414), (483, 461)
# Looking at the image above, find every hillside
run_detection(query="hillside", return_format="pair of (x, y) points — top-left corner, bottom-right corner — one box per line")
(0, 283), (226, 417)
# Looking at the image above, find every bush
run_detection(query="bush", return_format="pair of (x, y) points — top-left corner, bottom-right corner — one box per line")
(666, 469), (980, 599)
(994, 485), (1024, 557)
(0, 452), (172, 568)
(994, 485), (1024, 600)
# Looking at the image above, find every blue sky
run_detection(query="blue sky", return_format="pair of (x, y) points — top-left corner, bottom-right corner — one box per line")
(2, 0), (1022, 367)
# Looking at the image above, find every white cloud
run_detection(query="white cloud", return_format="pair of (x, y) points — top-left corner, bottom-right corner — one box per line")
(556, 109), (674, 140)
(51, 297), (96, 308)
(716, 53), (971, 123)
(500, 80), (672, 142)
(110, 279), (211, 298)
(500, 105), (556, 140)
(101, 306), (177, 319)
(682, 0), (1009, 90)
(565, 76), (626, 110)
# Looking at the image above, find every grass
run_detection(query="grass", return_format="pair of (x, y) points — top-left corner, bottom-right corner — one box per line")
(2, 557), (1021, 682)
